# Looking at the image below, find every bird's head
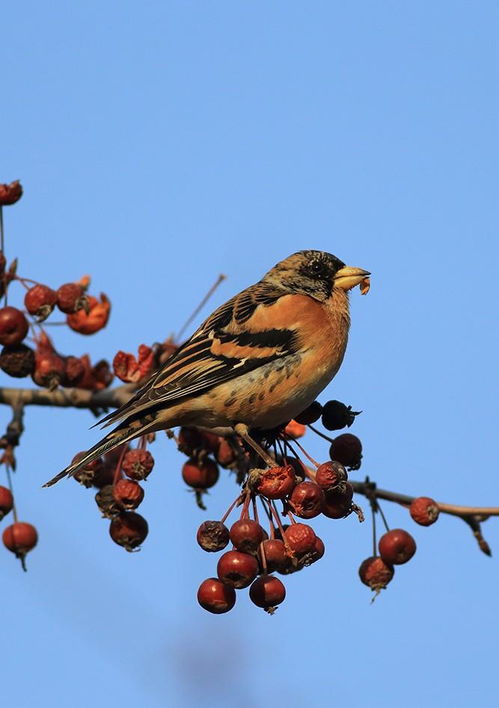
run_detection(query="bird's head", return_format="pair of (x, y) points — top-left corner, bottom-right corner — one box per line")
(262, 250), (370, 301)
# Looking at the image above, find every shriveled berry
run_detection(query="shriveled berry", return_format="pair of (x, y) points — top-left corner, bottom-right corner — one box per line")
(410, 497), (440, 526)
(252, 465), (296, 500)
(217, 550), (258, 589)
(24, 284), (57, 322)
(197, 578), (236, 614)
(2, 521), (38, 556)
(95, 485), (121, 518)
(197, 521), (230, 552)
(289, 481), (325, 519)
(321, 400), (358, 430)
(329, 433), (362, 470)
(67, 293), (110, 334)
(294, 401), (322, 425)
(0, 343), (35, 378)
(113, 479), (144, 510)
(359, 556), (394, 592)
(0, 180), (23, 205)
(123, 449), (155, 481)
(71, 452), (103, 487)
(0, 307), (28, 346)
(56, 283), (86, 313)
(229, 519), (265, 553)
(260, 539), (289, 573)
(62, 355), (85, 387)
(0, 485), (14, 520)
(322, 482), (354, 519)
(283, 523), (316, 556)
(249, 575), (286, 610)
(378, 529), (416, 565)
(182, 457), (219, 489)
(283, 420), (306, 438)
(315, 460), (348, 491)
(109, 512), (148, 551)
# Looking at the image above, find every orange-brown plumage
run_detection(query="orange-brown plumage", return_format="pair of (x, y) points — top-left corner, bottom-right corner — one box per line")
(45, 250), (369, 486)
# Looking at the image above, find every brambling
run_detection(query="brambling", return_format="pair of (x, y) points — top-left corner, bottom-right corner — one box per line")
(45, 250), (369, 486)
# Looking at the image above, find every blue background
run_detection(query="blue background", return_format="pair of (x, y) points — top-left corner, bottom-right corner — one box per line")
(1, 2), (498, 706)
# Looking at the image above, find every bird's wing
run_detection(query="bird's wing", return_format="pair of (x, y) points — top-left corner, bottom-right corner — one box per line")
(98, 282), (300, 428)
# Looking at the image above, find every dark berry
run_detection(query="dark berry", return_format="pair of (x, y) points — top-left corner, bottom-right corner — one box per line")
(283, 523), (316, 556)
(251, 465), (296, 499)
(0, 343), (35, 378)
(321, 400), (359, 430)
(113, 479), (144, 510)
(0, 485), (14, 520)
(359, 556), (394, 592)
(123, 449), (155, 481)
(294, 401), (323, 425)
(24, 284), (57, 322)
(322, 483), (354, 519)
(315, 460), (348, 491)
(329, 433), (362, 469)
(56, 283), (86, 314)
(289, 481), (325, 519)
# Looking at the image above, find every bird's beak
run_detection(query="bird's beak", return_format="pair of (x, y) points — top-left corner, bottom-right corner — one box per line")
(334, 266), (371, 292)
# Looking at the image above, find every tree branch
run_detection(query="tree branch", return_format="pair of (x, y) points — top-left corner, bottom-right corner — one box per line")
(0, 384), (135, 414)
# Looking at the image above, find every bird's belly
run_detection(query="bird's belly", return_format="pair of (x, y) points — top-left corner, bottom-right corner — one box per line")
(201, 353), (340, 430)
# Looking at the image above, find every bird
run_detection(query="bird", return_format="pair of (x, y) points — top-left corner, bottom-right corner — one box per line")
(44, 250), (370, 486)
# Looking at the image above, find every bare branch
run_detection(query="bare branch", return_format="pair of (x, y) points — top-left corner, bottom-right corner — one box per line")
(0, 384), (135, 413)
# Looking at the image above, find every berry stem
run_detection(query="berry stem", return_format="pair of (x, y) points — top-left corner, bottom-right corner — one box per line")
(5, 465), (18, 524)
(283, 436), (319, 468)
(220, 494), (243, 525)
(176, 273), (226, 340)
(307, 423), (335, 444)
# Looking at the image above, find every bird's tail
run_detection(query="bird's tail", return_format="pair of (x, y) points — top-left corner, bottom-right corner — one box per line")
(43, 418), (157, 488)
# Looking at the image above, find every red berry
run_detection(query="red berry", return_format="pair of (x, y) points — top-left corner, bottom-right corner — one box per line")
(378, 529), (416, 565)
(309, 536), (325, 564)
(0, 344), (35, 378)
(410, 497), (440, 526)
(196, 521), (230, 552)
(32, 350), (65, 390)
(289, 481), (325, 518)
(0, 307), (28, 346)
(359, 556), (394, 592)
(2, 521), (38, 556)
(0, 180), (23, 206)
(71, 452), (111, 488)
(24, 284), (57, 322)
(283, 523), (316, 556)
(322, 483), (354, 519)
(229, 519), (265, 553)
(252, 465), (296, 499)
(56, 283), (86, 314)
(294, 401), (323, 425)
(249, 574), (286, 610)
(109, 512), (148, 551)
(215, 438), (236, 467)
(197, 578), (236, 614)
(329, 433), (362, 469)
(260, 539), (289, 573)
(315, 460), (348, 491)
(178, 427), (220, 456)
(181, 457), (219, 489)
(113, 479), (144, 510)
(122, 449), (155, 481)
(217, 550), (259, 589)
(0, 485), (14, 520)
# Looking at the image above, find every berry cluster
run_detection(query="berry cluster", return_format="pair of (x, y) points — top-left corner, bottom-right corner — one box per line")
(71, 444), (155, 551)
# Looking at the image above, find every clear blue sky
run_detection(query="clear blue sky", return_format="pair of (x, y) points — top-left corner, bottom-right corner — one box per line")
(1, 2), (498, 707)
